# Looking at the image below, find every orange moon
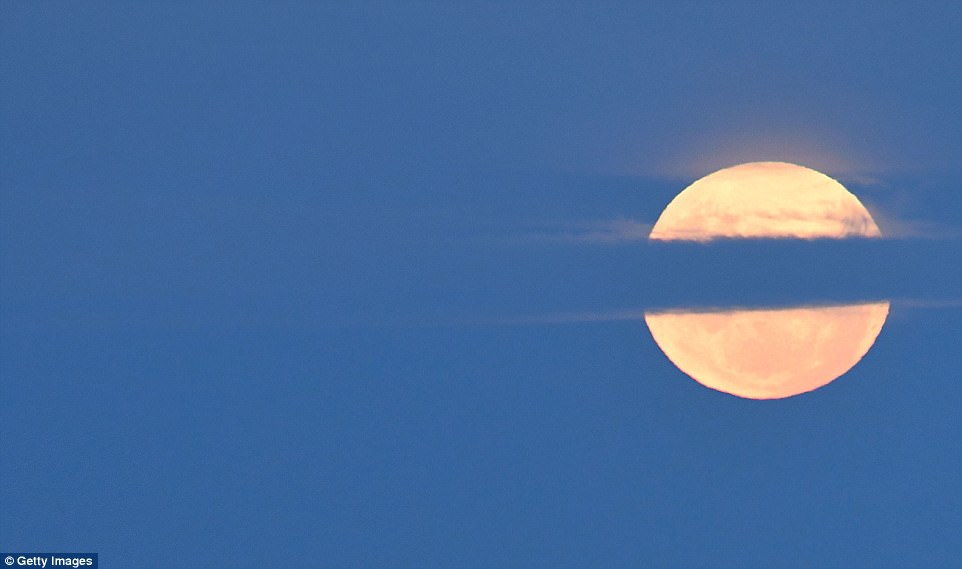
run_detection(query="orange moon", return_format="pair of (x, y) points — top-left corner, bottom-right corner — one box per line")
(645, 302), (889, 399)
(649, 162), (881, 241)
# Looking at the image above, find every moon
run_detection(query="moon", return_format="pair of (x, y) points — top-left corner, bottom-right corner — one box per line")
(649, 162), (881, 241)
(645, 302), (889, 399)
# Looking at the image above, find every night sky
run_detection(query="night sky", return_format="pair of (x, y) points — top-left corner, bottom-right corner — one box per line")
(2, 3), (961, 567)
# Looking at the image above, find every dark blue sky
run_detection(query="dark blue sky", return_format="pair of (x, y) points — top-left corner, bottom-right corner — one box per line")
(2, 3), (961, 567)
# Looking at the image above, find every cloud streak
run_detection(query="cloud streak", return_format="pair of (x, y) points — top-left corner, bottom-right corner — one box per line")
(513, 211), (958, 245)
(867, 210), (962, 240)
(493, 298), (962, 326)
(516, 218), (653, 244)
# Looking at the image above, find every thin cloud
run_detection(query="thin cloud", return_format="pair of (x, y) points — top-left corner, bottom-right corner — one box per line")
(496, 308), (651, 326)
(516, 210), (957, 244)
(870, 212), (962, 240)
(517, 218), (653, 244)
(887, 298), (962, 309)
(857, 191), (961, 240)
(493, 298), (961, 326)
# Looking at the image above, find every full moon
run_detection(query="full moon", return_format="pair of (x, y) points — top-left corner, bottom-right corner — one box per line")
(645, 302), (889, 399)
(649, 162), (881, 241)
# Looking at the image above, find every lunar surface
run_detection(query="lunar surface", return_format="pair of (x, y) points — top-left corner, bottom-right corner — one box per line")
(644, 302), (890, 399)
(649, 162), (881, 241)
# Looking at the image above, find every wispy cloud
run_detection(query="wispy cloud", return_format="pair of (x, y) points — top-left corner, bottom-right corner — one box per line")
(869, 211), (962, 240)
(515, 210), (958, 244)
(516, 218), (652, 244)
(887, 298), (962, 309)
(495, 308), (651, 326)
(492, 298), (962, 326)
(853, 183), (961, 240)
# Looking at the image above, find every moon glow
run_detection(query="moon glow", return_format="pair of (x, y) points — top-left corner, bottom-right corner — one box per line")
(645, 302), (889, 399)
(649, 162), (881, 241)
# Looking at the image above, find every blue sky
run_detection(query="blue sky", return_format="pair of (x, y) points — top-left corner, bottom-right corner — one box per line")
(2, 2), (961, 567)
